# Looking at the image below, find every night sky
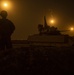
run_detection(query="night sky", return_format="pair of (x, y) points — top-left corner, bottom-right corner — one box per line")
(1, 0), (74, 40)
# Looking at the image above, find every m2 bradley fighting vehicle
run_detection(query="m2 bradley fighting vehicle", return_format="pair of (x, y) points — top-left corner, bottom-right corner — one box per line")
(27, 16), (73, 47)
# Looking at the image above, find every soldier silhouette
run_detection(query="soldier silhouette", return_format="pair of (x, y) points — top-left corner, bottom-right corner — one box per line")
(0, 10), (15, 50)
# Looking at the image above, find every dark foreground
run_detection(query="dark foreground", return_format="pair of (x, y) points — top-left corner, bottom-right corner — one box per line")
(0, 46), (74, 75)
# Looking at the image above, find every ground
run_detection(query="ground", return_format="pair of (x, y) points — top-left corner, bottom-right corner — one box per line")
(0, 46), (74, 75)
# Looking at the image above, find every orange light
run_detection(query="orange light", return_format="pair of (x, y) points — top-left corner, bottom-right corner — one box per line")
(70, 27), (74, 31)
(50, 19), (54, 24)
(4, 3), (8, 7)
(1, 1), (12, 11)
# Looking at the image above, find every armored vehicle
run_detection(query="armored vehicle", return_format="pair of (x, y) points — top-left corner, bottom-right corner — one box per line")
(27, 16), (73, 47)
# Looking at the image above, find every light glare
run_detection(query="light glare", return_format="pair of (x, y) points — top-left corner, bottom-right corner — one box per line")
(70, 27), (74, 31)
(50, 19), (55, 24)
(4, 3), (8, 7)
(50, 20), (54, 24)
(1, 1), (12, 11)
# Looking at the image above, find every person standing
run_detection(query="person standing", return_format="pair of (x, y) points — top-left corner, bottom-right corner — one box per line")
(0, 10), (15, 50)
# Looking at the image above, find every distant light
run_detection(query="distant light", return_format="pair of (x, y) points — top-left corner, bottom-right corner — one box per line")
(1, 1), (12, 11)
(49, 19), (55, 25)
(50, 20), (54, 24)
(70, 27), (74, 31)
(3, 3), (8, 7)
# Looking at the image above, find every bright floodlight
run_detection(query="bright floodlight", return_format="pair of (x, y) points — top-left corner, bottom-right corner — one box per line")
(1, 1), (12, 11)
(50, 19), (54, 24)
(4, 3), (8, 7)
(50, 20), (54, 23)
(70, 27), (74, 31)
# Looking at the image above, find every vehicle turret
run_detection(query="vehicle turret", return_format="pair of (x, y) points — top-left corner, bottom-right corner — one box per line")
(38, 16), (61, 35)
